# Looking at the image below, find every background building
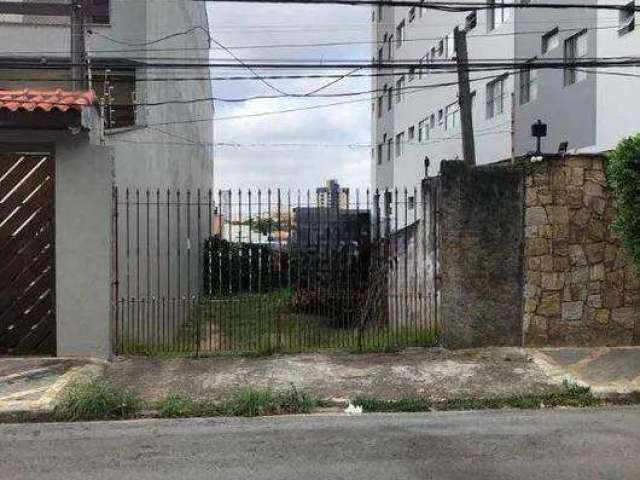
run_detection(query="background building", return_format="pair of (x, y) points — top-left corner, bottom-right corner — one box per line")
(371, 0), (640, 191)
(316, 179), (350, 209)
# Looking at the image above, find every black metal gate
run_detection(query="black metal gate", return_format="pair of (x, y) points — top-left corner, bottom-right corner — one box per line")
(112, 187), (438, 355)
(0, 152), (56, 355)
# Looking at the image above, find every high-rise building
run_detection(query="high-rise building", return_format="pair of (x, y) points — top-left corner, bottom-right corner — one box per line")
(316, 179), (350, 209)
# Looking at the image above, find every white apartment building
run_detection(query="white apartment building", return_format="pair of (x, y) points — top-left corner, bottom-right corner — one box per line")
(371, 0), (640, 191)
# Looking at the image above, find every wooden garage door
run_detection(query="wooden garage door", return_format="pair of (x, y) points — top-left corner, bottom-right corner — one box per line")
(0, 153), (55, 355)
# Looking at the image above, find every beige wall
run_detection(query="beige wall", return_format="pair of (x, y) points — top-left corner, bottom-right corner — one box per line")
(523, 155), (640, 346)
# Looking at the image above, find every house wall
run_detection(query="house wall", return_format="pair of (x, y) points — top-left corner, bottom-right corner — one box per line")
(523, 155), (640, 346)
(55, 134), (114, 358)
(0, 0), (213, 191)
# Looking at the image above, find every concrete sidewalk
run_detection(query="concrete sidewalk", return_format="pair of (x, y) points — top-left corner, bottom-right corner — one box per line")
(2, 347), (638, 414)
(0, 358), (105, 413)
(531, 347), (640, 395)
(103, 347), (640, 402)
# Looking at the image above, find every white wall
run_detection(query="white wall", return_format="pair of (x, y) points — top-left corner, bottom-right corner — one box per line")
(596, 0), (640, 150)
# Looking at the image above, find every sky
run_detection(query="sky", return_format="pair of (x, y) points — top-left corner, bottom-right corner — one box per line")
(207, 3), (373, 192)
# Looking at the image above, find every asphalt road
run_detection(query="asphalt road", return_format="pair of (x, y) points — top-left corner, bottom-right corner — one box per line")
(1, 408), (639, 480)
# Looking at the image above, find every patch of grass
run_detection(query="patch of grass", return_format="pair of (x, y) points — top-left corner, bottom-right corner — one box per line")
(353, 397), (433, 413)
(354, 382), (601, 413)
(156, 392), (222, 418)
(222, 385), (318, 417)
(52, 377), (142, 421)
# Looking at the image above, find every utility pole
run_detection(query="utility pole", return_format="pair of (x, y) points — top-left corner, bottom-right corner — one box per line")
(453, 26), (476, 166)
(70, 0), (87, 90)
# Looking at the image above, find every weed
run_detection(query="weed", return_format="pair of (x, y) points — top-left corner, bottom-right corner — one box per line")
(354, 382), (600, 414)
(156, 392), (223, 418)
(353, 397), (432, 413)
(276, 384), (318, 414)
(52, 377), (142, 421)
(222, 386), (319, 417)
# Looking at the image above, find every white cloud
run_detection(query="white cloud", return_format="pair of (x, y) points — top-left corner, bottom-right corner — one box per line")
(208, 3), (372, 191)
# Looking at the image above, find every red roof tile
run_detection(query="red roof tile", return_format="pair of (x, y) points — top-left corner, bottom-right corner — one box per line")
(0, 88), (97, 113)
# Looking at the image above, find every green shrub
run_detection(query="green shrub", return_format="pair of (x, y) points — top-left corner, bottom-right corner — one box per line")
(607, 134), (640, 273)
(52, 377), (141, 421)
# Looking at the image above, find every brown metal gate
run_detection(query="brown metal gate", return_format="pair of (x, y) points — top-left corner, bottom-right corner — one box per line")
(0, 153), (56, 355)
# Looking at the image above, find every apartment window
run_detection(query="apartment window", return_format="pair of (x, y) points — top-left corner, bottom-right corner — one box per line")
(465, 11), (477, 31)
(377, 143), (383, 165)
(408, 67), (415, 82)
(486, 75), (506, 118)
(377, 4), (383, 22)
(445, 102), (460, 131)
(377, 93), (383, 117)
(408, 126), (415, 141)
(487, 0), (509, 31)
(372, 10), (375, 22)
(396, 21), (405, 48)
(396, 76), (405, 103)
(89, 0), (110, 24)
(429, 113), (436, 129)
(541, 27), (559, 53)
(438, 109), (444, 125)
(437, 39), (444, 56)
(418, 120), (425, 142)
(564, 30), (587, 86)
(519, 64), (537, 105)
(409, 6), (416, 22)
(387, 137), (393, 161)
(94, 68), (135, 128)
(388, 87), (393, 110)
(378, 47), (384, 64)
(619, 1), (635, 36)
(388, 35), (394, 59)
(408, 196), (416, 210)
(395, 132), (404, 157)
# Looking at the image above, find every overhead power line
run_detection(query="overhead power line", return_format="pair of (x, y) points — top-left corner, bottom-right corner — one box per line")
(194, 0), (640, 12)
(0, 23), (620, 55)
(4, 66), (639, 108)
(3, 57), (640, 70)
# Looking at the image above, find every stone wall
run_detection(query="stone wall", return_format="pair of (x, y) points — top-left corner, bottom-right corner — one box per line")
(523, 155), (640, 346)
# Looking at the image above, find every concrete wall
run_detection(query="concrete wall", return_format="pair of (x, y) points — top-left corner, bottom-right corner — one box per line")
(523, 155), (640, 346)
(437, 161), (525, 349)
(386, 179), (438, 331)
(0, 0), (214, 191)
(55, 135), (114, 358)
